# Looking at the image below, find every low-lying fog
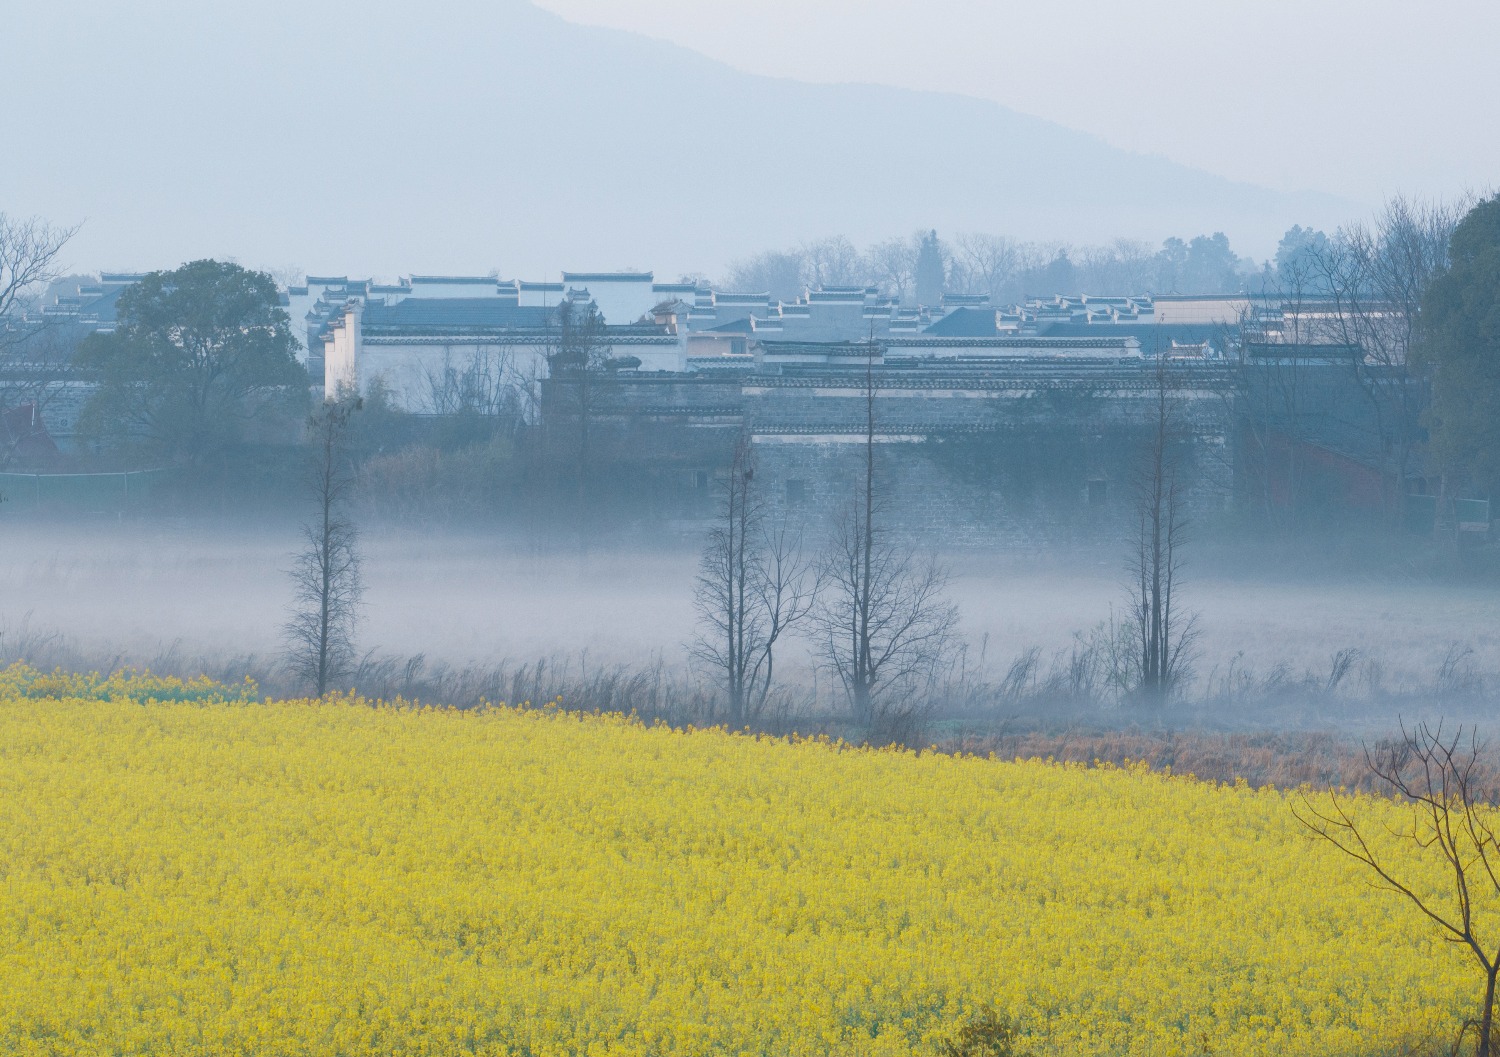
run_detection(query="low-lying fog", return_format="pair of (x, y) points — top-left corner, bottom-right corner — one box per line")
(3, 519), (1497, 718)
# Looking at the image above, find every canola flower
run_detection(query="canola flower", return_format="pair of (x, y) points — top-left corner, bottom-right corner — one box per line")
(0, 664), (1478, 1056)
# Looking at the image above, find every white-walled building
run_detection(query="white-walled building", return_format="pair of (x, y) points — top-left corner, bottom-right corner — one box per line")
(320, 289), (686, 412)
(559, 272), (656, 325)
(303, 271), (708, 410)
(292, 270), (1311, 411)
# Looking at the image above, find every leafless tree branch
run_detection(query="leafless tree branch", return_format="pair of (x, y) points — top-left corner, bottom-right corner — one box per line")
(1293, 719), (1500, 1056)
(285, 396), (364, 696)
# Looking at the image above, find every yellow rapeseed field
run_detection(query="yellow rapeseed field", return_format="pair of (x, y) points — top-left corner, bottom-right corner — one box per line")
(0, 664), (1478, 1056)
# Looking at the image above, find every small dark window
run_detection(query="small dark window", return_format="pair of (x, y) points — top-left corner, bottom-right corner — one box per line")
(786, 479), (807, 504)
(1088, 480), (1107, 507)
(695, 470), (709, 490)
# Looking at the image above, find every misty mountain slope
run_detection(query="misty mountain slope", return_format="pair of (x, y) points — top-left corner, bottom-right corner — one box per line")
(4, 0), (1355, 276)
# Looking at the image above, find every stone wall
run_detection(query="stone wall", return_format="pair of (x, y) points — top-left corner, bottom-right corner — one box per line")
(539, 361), (1237, 542)
(748, 420), (1230, 547)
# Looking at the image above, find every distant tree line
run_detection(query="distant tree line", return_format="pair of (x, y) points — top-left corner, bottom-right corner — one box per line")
(719, 204), (1491, 315)
(724, 228), (1260, 303)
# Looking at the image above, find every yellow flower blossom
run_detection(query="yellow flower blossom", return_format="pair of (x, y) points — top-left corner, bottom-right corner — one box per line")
(0, 664), (1474, 1055)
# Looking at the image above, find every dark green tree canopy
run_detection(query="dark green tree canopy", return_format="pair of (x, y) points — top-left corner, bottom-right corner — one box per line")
(1413, 195), (1500, 494)
(1182, 232), (1241, 293)
(78, 259), (307, 462)
(1274, 225), (1332, 291)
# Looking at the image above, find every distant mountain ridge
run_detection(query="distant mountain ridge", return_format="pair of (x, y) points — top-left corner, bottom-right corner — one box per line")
(2, 0), (1358, 278)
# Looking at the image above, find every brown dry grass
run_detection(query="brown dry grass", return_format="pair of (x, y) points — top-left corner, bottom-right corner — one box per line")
(944, 728), (1388, 793)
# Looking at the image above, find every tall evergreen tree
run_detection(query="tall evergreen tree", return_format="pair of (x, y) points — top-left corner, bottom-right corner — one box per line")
(1274, 225), (1331, 291)
(1412, 195), (1500, 495)
(914, 230), (946, 307)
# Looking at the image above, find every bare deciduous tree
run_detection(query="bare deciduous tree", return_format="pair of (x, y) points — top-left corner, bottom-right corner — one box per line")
(1309, 195), (1468, 517)
(1294, 721), (1500, 1057)
(0, 326), (75, 469)
(421, 344), (530, 452)
(0, 214), (77, 336)
(724, 250), (807, 301)
(811, 352), (958, 724)
(0, 214), (79, 466)
(285, 396), (364, 696)
(950, 232), (1023, 304)
(422, 345), (516, 419)
(867, 236), (917, 305)
(800, 235), (867, 289)
(689, 437), (815, 725)
(1127, 362), (1196, 703)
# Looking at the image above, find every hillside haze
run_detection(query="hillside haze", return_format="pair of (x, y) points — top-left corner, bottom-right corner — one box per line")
(6, 0), (1355, 277)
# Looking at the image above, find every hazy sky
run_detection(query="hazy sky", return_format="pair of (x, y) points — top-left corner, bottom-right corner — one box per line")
(535, 0), (1497, 205)
(4, 0), (1491, 277)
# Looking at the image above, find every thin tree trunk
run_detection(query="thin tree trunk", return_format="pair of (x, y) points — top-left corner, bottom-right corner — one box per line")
(577, 372), (589, 506)
(728, 461), (747, 725)
(1481, 964), (1497, 1057)
(856, 352), (877, 721)
(316, 426), (336, 696)
(287, 398), (362, 698)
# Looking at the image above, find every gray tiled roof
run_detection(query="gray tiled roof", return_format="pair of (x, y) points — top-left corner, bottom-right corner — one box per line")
(40, 284), (129, 325)
(362, 298), (560, 330)
(1035, 321), (1226, 351)
(562, 271), (654, 283)
(409, 275), (500, 285)
(923, 308), (1001, 337)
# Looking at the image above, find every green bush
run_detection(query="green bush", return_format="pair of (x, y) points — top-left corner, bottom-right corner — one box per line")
(939, 1007), (1030, 1057)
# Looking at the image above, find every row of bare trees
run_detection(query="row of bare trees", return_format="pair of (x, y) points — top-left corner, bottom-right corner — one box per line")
(299, 346), (1227, 725)
(690, 356), (960, 727)
(421, 345), (534, 425)
(1310, 197), (1467, 516)
(691, 357), (1199, 724)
